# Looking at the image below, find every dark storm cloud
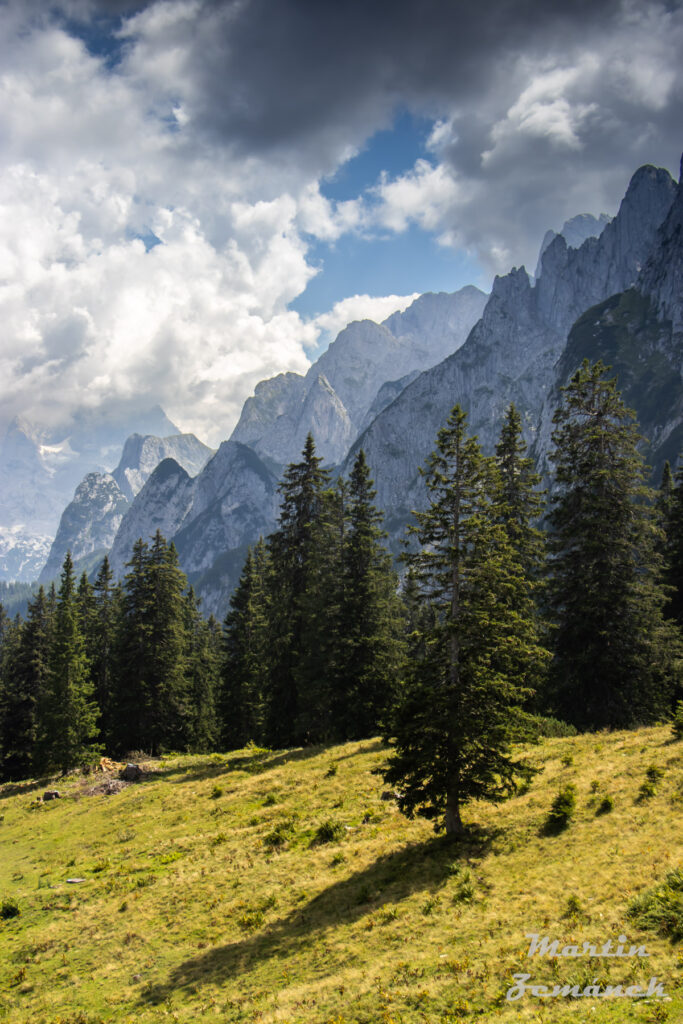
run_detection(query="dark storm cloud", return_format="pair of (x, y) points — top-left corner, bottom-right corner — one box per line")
(90, 0), (681, 271)
(146, 0), (624, 164)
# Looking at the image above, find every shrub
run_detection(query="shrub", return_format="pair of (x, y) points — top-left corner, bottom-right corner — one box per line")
(672, 701), (683, 741)
(646, 765), (664, 784)
(264, 819), (296, 848)
(325, 763), (338, 778)
(1, 897), (19, 920)
(627, 869), (683, 941)
(528, 715), (578, 738)
(596, 794), (614, 815)
(210, 785), (223, 799)
(561, 754), (574, 768)
(313, 818), (345, 844)
(263, 793), (277, 806)
(544, 784), (577, 834)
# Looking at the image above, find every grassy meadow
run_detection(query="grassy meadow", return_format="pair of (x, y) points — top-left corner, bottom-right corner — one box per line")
(0, 728), (681, 1023)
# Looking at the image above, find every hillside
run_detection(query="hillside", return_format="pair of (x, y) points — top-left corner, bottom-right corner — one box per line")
(0, 729), (681, 1023)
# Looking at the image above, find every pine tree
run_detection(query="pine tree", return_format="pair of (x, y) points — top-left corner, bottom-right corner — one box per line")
(111, 538), (151, 753)
(0, 588), (53, 780)
(91, 557), (118, 748)
(0, 613), (28, 781)
(335, 450), (404, 740)
(184, 587), (219, 752)
(661, 461), (683, 629)
(145, 533), (190, 752)
(38, 552), (101, 772)
(265, 434), (331, 746)
(383, 405), (546, 836)
(220, 539), (271, 749)
(493, 404), (545, 578)
(294, 477), (347, 742)
(547, 360), (681, 728)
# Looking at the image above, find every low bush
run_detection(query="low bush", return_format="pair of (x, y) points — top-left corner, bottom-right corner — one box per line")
(543, 784), (577, 834)
(627, 869), (683, 941)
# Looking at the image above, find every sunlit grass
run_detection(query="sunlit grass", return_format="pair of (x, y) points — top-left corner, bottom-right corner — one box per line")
(0, 728), (681, 1022)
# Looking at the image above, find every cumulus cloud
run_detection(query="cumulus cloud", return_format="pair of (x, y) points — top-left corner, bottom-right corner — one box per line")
(0, 0), (681, 449)
(311, 293), (421, 346)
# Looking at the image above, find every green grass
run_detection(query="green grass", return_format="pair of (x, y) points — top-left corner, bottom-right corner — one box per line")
(0, 728), (681, 1023)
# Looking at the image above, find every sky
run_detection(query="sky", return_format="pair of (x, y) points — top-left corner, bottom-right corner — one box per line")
(0, 0), (681, 446)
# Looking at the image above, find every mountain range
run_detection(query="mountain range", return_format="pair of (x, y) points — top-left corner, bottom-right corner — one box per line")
(3, 153), (682, 619)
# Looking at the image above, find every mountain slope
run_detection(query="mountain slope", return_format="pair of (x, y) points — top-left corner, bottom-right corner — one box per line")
(230, 286), (488, 465)
(0, 727), (680, 1023)
(347, 163), (677, 537)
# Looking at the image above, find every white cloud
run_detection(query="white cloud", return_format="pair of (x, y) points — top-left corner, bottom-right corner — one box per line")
(311, 292), (420, 343)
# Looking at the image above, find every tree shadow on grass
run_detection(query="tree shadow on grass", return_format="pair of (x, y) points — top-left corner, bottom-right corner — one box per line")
(138, 744), (354, 786)
(140, 823), (500, 1005)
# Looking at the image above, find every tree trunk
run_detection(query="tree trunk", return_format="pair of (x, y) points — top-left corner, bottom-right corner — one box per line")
(445, 794), (464, 837)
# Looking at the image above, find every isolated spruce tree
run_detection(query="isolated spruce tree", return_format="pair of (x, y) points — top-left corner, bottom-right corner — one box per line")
(220, 540), (271, 748)
(547, 361), (680, 728)
(335, 450), (404, 739)
(383, 405), (546, 836)
(265, 434), (331, 746)
(38, 552), (100, 772)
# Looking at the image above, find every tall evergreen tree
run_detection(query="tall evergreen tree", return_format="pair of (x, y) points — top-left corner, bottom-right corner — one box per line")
(265, 434), (331, 746)
(0, 588), (53, 780)
(184, 587), (219, 752)
(335, 450), (404, 740)
(37, 552), (100, 772)
(547, 360), (680, 727)
(111, 538), (151, 753)
(220, 539), (271, 749)
(91, 556), (118, 748)
(383, 405), (547, 836)
(493, 404), (545, 578)
(0, 613), (27, 780)
(661, 461), (683, 629)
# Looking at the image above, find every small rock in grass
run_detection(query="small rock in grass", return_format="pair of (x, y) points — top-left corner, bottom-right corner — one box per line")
(120, 764), (143, 782)
(43, 790), (60, 801)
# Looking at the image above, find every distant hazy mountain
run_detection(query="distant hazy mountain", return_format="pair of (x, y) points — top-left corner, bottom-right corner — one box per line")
(39, 432), (213, 583)
(0, 405), (179, 580)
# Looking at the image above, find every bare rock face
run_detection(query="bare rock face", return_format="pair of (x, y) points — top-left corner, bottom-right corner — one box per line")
(113, 433), (213, 501)
(349, 163), (677, 538)
(39, 473), (129, 583)
(108, 459), (196, 579)
(230, 286), (488, 466)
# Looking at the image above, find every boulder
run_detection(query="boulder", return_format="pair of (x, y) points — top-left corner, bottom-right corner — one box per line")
(43, 790), (60, 801)
(120, 763), (143, 782)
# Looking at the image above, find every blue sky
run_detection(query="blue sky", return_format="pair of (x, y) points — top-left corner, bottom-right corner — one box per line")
(292, 113), (486, 322)
(0, 0), (680, 444)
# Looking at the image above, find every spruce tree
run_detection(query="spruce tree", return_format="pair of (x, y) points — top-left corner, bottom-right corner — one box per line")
(662, 461), (683, 629)
(265, 434), (331, 746)
(547, 360), (680, 728)
(493, 404), (545, 578)
(111, 538), (151, 753)
(0, 588), (53, 780)
(184, 587), (219, 753)
(383, 405), (546, 836)
(0, 613), (28, 781)
(91, 556), (118, 748)
(220, 540), (271, 749)
(335, 450), (404, 740)
(38, 552), (100, 772)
